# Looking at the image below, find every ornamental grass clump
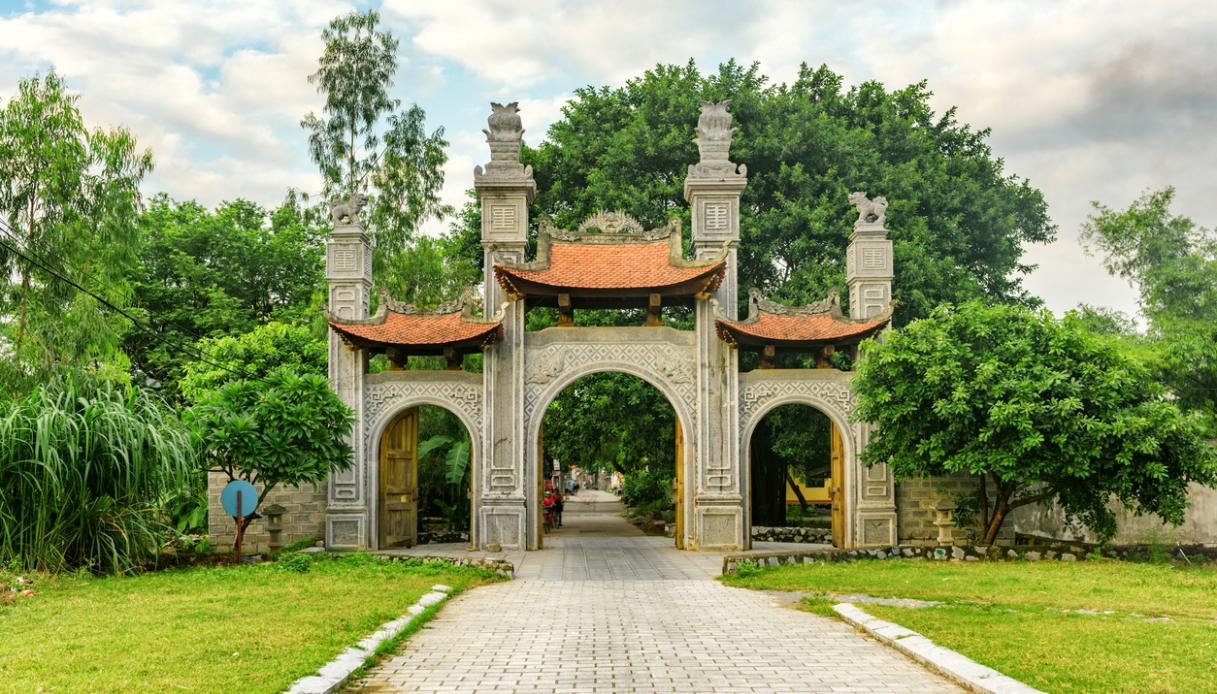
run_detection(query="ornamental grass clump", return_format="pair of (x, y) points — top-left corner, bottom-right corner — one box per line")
(0, 378), (195, 574)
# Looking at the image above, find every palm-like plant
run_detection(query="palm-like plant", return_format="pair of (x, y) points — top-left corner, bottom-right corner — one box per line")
(0, 378), (195, 573)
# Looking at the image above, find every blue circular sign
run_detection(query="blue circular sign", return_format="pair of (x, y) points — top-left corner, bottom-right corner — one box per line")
(221, 480), (259, 518)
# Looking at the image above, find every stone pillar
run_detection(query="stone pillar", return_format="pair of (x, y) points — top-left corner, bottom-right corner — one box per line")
(843, 192), (898, 546)
(325, 197), (372, 549)
(474, 102), (534, 550)
(844, 192), (893, 319)
(683, 101), (747, 320)
(475, 102), (536, 312)
(683, 102), (747, 550)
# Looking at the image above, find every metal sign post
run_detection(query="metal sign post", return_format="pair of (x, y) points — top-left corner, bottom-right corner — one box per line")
(221, 480), (259, 563)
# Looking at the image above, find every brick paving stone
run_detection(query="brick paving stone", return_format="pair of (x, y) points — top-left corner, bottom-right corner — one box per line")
(355, 513), (961, 693)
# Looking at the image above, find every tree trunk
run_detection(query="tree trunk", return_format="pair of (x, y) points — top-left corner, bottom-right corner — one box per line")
(15, 195), (36, 350)
(981, 481), (1013, 546)
(786, 470), (809, 514)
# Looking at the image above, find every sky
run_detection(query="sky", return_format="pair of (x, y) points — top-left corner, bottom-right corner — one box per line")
(1, 0), (1215, 320)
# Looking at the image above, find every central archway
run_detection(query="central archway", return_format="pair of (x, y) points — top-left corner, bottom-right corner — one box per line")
(525, 359), (696, 551)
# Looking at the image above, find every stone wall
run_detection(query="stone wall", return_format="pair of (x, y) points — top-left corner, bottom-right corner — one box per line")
(751, 526), (832, 544)
(894, 473), (987, 544)
(207, 472), (326, 552)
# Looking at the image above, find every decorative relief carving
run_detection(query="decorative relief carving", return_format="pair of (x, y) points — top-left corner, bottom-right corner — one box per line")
(490, 205), (516, 229)
(523, 342), (697, 433)
(526, 350), (564, 385)
(363, 380), (483, 449)
(705, 202), (729, 231)
(334, 248), (356, 272)
(577, 210), (645, 235)
(862, 247), (886, 269)
(740, 378), (856, 432)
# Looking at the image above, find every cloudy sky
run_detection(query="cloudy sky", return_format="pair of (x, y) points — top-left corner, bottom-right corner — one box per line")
(2, 0), (1214, 319)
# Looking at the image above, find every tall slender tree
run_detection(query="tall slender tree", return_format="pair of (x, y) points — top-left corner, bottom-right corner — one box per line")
(301, 9), (450, 279)
(0, 71), (152, 389)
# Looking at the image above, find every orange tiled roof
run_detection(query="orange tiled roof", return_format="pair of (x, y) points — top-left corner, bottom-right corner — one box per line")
(328, 294), (501, 351)
(494, 219), (724, 298)
(716, 289), (891, 347)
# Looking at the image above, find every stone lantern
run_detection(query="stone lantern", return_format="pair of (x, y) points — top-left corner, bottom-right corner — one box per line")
(932, 499), (957, 547)
(264, 503), (287, 552)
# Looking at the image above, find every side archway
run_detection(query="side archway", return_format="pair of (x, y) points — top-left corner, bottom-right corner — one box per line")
(738, 373), (871, 548)
(363, 375), (484, 551)
(742, 396), (856, 548)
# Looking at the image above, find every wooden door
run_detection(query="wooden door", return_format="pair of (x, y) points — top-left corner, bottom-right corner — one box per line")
(829, 423), (845, 547)
(674, 417), (685, 549)
(379, 408), (419, 548)
(536, 422), (544, 549)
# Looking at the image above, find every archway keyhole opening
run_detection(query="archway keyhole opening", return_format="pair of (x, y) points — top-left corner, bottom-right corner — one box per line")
(534, 369), (688, 546)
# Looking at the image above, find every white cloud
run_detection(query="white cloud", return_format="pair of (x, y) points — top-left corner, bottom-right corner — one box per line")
(0, 0), (348, 206)
(1, 0), (1213, 320)
(383, 0), (747, 89)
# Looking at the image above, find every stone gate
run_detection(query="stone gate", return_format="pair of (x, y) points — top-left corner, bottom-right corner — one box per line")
(322, 101), (898, 552)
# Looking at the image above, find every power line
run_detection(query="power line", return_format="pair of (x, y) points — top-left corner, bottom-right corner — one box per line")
(0, 221), (271, 385)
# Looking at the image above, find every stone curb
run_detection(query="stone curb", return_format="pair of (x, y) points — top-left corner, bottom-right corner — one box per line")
(284, 584), (455, 694)
(833, 603), (1044, 694)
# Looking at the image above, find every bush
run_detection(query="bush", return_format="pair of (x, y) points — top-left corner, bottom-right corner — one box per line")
(275, 552), (313, 574)
(0, 378), (195, 574)
(622, 467), (673, 519)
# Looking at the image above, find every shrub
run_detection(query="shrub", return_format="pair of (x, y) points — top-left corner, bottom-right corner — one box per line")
(275, 552), (313, 574)
(622, 467), (673, 519)
(0, 378), (195, 574)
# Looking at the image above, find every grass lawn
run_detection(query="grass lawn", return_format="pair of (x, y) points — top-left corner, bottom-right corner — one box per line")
(0, 553), (500, 693)
(722, 559), (1217, 693)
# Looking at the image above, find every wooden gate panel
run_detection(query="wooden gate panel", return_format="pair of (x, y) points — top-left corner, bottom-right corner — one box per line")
(380, 408), (419, 548)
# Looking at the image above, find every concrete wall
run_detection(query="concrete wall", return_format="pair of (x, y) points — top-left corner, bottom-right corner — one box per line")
(207, 472), (326, 552)
(895, 474), (1217, 546)
(1010, 482), (1217, 545)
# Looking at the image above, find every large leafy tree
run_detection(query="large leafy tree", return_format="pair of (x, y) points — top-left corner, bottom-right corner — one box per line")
(853, 302), (1217, 544)
(127, 193), (326, 395)
(0, 71), (153, 389)
(478, 60), (1055, 487)
(542, 372), (677, 476)
(517, 60), (1054, 321)
(301, 9), (449, 280)
(1083, 187), (1217, 434)
(179, 322), (326, 402)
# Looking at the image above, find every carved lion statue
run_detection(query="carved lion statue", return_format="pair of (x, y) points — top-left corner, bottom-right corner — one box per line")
(330, 192), (369, 226)
(848, 191), (888, 227)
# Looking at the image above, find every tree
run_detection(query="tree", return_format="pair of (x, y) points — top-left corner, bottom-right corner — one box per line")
(1083, 187), (1217, 434)
(853, 302), (1217, 544)
(127, 193), (326, 396)
(516, 60), (1054, 322)
(188, 369), (354, 544)
(416, 406), (473, 533)
(180, 322), (326, 402)
(301, 9), (449, 279)
(541, 372), (677, 479)
(0, 71), (153, 390)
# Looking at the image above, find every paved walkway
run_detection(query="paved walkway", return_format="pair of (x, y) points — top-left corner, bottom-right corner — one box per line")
(358, 512), (960, 693)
